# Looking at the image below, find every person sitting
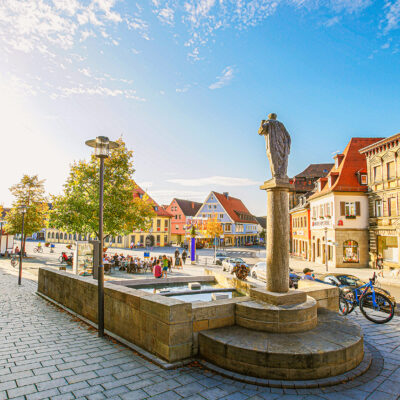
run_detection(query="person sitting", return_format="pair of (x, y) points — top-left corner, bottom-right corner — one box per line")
(302, 268), (315, 280)
(14, 246), (20, 255)
(153, 262), (162, 279)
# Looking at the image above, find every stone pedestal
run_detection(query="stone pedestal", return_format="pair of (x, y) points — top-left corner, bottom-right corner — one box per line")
(260, 178), (291, 293)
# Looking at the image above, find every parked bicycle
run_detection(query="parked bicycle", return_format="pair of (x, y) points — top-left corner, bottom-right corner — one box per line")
(340, 273), (395, 324)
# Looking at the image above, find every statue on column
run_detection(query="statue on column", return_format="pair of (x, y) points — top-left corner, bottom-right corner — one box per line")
(258, 113), (291, 180)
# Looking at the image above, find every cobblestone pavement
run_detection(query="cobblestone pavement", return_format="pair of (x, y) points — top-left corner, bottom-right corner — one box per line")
(1, 267), (400, 400)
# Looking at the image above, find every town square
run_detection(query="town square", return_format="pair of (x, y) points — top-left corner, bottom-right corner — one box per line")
(1, 1), (400, 400)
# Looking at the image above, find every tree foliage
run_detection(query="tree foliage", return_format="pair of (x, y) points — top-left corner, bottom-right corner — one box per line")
(5, 175), (49, 238)
(49, 138), (155, 238)
(259, 228), (266, 240)
(206, 217), (223, 238)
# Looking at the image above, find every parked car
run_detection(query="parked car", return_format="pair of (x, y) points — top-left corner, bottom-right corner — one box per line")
(222, 257), (249, 273)
(215, 251), (229, 265)
(244, 242), (254, 247)
(251, 262), (299, 288)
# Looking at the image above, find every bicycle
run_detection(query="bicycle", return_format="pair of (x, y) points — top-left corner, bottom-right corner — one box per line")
(340, 274), (395, 324)
(33, 246), (43, 253)
(10, 255), (19, 268)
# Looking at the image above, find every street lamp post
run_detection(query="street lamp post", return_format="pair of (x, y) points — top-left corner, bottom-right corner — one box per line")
(86, 136), (119, 337)
(18, 205), (27, 285)
(324, 226), (328, 272)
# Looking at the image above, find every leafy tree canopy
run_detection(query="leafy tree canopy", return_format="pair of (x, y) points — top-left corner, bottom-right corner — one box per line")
(49, 138), (155, 238)
(5, 175), (49, 237)
(206, 217), (223, 238)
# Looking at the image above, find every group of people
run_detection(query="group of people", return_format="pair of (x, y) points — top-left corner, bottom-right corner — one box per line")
(152, 250), (188, 279)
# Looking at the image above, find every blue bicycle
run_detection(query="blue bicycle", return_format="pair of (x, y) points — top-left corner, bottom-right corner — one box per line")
(340, 274), (395, 324)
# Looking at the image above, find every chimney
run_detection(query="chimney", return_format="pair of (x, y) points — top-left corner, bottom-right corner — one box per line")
(223, 192), (229, 199)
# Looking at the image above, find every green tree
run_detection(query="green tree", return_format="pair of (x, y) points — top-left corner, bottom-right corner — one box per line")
(5, 175), (49, 250)
(259, 228), (266, 240)
(49, 138), (155, 239)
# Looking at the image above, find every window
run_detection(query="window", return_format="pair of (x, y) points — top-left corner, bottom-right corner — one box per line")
(157, 219), (161, 228)
(140, 235), (144, 244)
(343, 240), (359, 263)
(156, 235), (160, 244)
(69, 234), (72, 240)
(387, 162), (395, 180)
(340, 202), (360, 218)
(326, 202), (331, 217)
(117, 236), (122, 243)
(375, 200), (382, 217)
(213, 205), (217, 209)
(164, 235), (168, 244)
(225, 223), (232, 232)
(361, 175), (367, 185)
(319, 205), (324, 218)
(208, 205), (212, 209)
(219, 213), (224, 219)
(154, 206), (158, 211)
(47, 232), (51, 238)
(175, 215), (178, 219)
(164, 220), (169, 227)
(374, 166), (381, 182)
(388, 197), (396, 217)
(175, 225), (179, 230)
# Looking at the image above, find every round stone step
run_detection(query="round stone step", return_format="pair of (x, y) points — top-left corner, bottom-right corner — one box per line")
(236, 296), (317, 333)
(199, 309), (364, 380)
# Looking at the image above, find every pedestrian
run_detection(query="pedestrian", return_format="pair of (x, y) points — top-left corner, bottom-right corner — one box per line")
(302, 268), (315, 280)
(162, 255), (169, 277)
(175, 255), (182, 269)
(167, 256), (172, 272)
(130, 240), (134, 249)
(153, 262), (162, 279)
(377, 254), (384, 278)
(14, 246), (20, 255)
(182, 250), (187, 264)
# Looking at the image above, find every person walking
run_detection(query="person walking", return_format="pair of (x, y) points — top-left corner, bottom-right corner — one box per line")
(130, 240), (134, 250)
(377, 254), (384, 277)
(162, 255), (169, 277)
(182, 250), (187, 265)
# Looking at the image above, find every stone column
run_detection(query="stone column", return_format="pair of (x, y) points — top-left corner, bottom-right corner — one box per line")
(261, 178), (291, 293)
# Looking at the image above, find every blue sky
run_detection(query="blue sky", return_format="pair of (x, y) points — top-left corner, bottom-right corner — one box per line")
(1, 0), (400, 216)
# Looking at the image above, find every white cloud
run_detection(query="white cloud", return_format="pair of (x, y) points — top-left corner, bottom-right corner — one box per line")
(383, 0), (400, 32)
(176, 86), (190, 93)
(167, 176), (259, 187)
(209, 66), (234, 90)
(323, 16), (340, 27)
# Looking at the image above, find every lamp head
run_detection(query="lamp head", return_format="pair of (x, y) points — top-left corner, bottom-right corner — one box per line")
(85, 136), (119, 158)
(19, 204), (27, 214)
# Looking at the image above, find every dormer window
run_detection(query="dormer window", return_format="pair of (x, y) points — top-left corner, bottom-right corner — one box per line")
(328, 176), (332, 188)
(318, 181), (321, 191)
(361, 175), (367, 185)
(154, 206), (158, 211)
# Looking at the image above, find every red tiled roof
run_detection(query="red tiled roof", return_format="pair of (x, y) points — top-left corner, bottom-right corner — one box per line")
(133, 185), (172, 217)
(213, 192), (257, 223)
(290, 163), (333, 193)
(310, 137), (382, 200)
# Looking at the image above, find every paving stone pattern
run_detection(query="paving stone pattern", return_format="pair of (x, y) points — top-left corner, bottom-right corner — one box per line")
(1, 267), (400, 400)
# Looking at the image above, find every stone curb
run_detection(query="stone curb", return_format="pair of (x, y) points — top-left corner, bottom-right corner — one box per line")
(198, 342), (382, 389)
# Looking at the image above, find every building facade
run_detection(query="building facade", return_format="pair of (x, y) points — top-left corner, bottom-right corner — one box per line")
(309, 137), (381, 268)
(360, 133), (400, 269)
(290, 196), (311, 261)
(289, 164), (333, 209)
(195, 191), (259, 246)
(165, 199), (202, 244)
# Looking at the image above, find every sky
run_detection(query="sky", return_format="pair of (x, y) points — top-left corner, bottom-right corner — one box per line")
(1, 0), (400, 216)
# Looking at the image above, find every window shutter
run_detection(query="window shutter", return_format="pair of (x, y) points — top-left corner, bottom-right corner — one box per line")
(340, 202), (345, 216)
(356, 202), (361, 216)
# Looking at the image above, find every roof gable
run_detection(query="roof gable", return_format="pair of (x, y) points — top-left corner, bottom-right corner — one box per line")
(212, 192), (256, 223)
(174, 199), (202, 217)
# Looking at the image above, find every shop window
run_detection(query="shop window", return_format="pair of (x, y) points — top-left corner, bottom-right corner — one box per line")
(343, 240), (359, 263)
(375, 200), (382, 217)
(378, 236), (398, 262)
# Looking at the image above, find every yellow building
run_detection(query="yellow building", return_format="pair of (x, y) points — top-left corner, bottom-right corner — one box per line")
(290, 196), (311, 261)
(360, 133), (400, 269)
(44, 186), (172, 249)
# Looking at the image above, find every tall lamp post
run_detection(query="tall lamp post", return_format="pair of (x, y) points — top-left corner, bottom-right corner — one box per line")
(85, 136), (119, 337)
(18, 204), (27, 285)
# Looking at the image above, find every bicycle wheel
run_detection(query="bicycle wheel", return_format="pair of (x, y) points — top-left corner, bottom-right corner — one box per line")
(338, 293), (349, 316)
(33, 248), (38, 253)
(38, 247), (43, 253)
(360, 292), (395, 324)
